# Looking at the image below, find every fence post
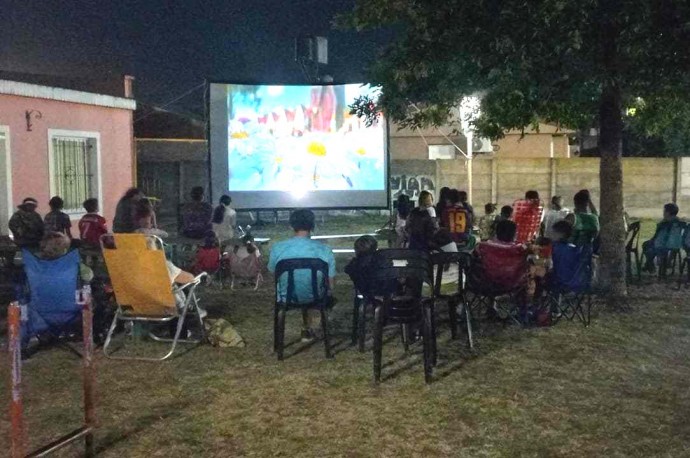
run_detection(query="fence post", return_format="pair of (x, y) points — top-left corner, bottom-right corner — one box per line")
(491, 158), (498, 203)
(8, 302), (24, 458)
(550, 158), (557, 199)
(673, 157), (680, 204)
(80, 287), (97, 457)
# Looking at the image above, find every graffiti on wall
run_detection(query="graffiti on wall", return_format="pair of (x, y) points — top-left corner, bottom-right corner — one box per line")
(390, 174), (436, 201)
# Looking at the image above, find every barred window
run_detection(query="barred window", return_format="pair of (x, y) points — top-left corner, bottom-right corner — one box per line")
(49, 132), (100, 214)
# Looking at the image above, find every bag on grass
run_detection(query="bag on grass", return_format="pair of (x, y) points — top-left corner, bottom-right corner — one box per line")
(204, 318), (245, 348)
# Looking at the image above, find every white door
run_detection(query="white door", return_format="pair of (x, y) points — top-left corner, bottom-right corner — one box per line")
(0, 126), (12, 236)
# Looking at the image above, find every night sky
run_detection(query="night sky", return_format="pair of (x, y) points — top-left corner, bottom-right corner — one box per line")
(1, 0), (389, 116)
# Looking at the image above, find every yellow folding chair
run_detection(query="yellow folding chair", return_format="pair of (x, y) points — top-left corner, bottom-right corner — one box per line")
(101, 234), (207, 361)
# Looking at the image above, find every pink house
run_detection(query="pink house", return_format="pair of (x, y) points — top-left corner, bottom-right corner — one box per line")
(0, 77), (136, 235)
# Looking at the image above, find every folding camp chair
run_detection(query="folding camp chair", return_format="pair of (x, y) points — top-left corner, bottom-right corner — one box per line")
(546, 243), (594, 327)
(625, 221), (642, 282)
(466, 241), (530, 326)
(512, 199), (544, 244)
(366, 249), (435, 384)
(21, 249), (83, 355)
(273, 258), (333, 360)
(430, 251), (473, 350)
(101, 234), (207, 361)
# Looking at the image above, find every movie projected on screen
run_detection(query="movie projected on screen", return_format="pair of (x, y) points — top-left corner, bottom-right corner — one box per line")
(209, 83), (388, 209)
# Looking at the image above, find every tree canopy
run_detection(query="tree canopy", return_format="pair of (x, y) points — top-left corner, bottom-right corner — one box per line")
(344, 0), (690, 142)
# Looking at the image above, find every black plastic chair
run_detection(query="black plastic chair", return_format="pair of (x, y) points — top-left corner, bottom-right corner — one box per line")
(367, 249), (435, 384)
(430, 251), (474, 352)
(625, 221), (641, 282)
(273, 258), (332, 361)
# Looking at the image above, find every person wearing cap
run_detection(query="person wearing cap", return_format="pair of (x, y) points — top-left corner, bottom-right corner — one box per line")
(9, 198), (45, 248)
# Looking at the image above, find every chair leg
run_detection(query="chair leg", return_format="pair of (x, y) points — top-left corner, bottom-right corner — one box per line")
(351, 296), (360, 345)
(321, 308), (332, 359)
(422, 303), (434, 384)
(463, 299), (474, 350)
(357, 300), (367, 353)
(102, 308), (122, 359)
(448, 297), (458, 340)
(372, 305), (384, 384)
(430, 302), (438, 367)
(401, 324), (410, 352)
(273, 305), (279, 353)
(626, 251), (632, 282)
(276, 308), (286, 361)
(634, 250), (641, 282)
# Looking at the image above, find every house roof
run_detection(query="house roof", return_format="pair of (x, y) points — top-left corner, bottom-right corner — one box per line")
(134, 105), (206, 140)
(0, 71), (136, 110)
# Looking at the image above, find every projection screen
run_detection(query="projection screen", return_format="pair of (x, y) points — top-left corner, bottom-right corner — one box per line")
(209, 83), (388, 210)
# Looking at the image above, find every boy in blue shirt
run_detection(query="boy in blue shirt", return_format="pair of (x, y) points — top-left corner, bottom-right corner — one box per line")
(268, 209), (336, 341)
(643, 203), (683, 273)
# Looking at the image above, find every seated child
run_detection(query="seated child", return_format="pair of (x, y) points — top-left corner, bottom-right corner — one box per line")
(643, 203), (683, 272)
(477, 203), (498, 241)
(226, 233), (263, 289)
(548, 220), (592, 293)
(44, 196), (73, 238)
(440, 190), (473, 245)
(407, 207), (438, 251)
(567, 190), (600, 247)
(542, 195), (570, 241)
(79, 198), (108, 246)
(134, 199), (168, 238)
(40, 232), (93, 283)
(344, 235), (378, 295)
(191, 232), (222, 276)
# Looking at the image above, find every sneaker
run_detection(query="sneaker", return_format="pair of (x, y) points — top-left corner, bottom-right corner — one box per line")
(300, 329), (316, 342)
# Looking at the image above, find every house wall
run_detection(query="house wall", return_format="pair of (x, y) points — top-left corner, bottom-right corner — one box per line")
(0, 93), (134, 222)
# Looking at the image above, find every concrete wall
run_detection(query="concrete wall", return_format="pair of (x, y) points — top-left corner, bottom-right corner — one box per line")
(391, 157), (689, 218)
(0, 93), (134, 224)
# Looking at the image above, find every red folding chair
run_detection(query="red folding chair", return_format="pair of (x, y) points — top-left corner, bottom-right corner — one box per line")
(512, 199), (544, 244)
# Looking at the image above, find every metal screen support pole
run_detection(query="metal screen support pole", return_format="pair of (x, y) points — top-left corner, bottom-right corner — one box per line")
(8, 301), (25, 458)
(80, 287), (97, 457)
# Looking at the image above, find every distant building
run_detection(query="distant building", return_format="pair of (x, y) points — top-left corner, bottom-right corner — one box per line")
(0, 72), (136, 235)
(135, 106), (207, 218)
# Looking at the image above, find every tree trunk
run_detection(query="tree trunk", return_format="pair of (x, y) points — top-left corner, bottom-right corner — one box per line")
(597, 84), (627, 297)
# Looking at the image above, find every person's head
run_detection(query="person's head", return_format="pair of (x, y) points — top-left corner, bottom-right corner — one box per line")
(397, 194), (411, 218)
(219, 195), (232, 206)
(500, 205), (513, 219)
(551, 220), (573, 242)
(134, 200), (153, 228)
(551, 195), (564, 210)
(354, 235), (378, 258)
(19, 197), (38, 212)
(484, 203), (497, 215)
(495, 220), (517, 243)
(663, 203), (679, 220)
(123, 187), (143, 201)
(438, 187), (451, 205)
(525, 190), (540, 201)
(573, 190), (590, 212)
(448, 189), (461, 205)
(458, 190), (468, 203)
(83, 198), (99, 214)
(203, 231), (219, 249)
(48, 196), (64, 211)
(40, 231), (71, 259)
(418, 190), (434, 208)
(289, 209), (315, 234)
(191, 186), (205, 202)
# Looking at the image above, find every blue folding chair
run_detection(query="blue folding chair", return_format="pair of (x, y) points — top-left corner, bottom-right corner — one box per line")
(21, 249), (83, 351)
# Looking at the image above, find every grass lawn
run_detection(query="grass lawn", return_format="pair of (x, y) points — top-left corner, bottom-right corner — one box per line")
(2, 216), (688, 457)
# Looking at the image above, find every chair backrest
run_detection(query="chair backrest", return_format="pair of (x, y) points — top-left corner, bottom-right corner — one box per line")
(22, 249), (81, 335)
(442, 206), (472, 243)
(512, 199), (544, 244)
(274, 258), (329, 306)
(625, 221), (641, 251)
(101, 233), (176, 314)
(470, 241), (529, 293)
(656, 220), (686, 251)
(552, 242), (593, 293)
(430, 251), (471, 297)
(367, 249), (431, 322)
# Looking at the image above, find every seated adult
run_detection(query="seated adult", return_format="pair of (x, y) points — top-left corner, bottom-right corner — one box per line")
(113, 188), (143, 233)
(643, 203), (683, 273)
(268, 209), (336, 342)
(469, 220), (529, 294)
(407, 207), (437, 251)
(567, 190), (599, 247)
(181, 186), (213, 239)
(440, 189), (473, 245)
(9, 197), (44, 249)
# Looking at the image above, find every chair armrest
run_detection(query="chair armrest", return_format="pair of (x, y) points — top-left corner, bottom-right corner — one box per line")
(177, 272), (208, 291)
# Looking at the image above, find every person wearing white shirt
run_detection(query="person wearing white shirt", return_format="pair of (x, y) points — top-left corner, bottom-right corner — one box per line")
(212, 195), (237, 243)
(542, 195), (571, 240)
